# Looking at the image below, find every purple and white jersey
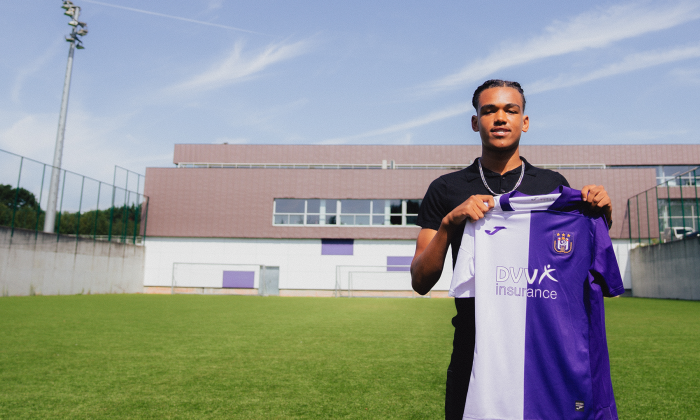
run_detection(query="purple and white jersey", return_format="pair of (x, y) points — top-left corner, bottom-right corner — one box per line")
(450, 186), (624, 420)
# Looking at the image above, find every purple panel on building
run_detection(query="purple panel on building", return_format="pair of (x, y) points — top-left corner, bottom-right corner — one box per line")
(222, 271), (255, 288)
(321, 239), (354, 255)
(387, 256), (413, 271)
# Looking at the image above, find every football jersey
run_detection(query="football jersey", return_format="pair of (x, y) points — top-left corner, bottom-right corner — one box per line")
(450, 186), (624, 420)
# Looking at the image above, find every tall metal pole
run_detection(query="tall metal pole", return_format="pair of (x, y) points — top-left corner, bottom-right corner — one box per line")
(44, 39), (75, 233)
(44, 3), (86, 233)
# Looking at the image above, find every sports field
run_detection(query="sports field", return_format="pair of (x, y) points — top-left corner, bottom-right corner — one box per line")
(0, 295), (698, 419)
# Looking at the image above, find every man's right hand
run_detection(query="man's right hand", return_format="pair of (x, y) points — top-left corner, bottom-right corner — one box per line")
(411, 194), (494, 295)
(442, 194), (495, 230)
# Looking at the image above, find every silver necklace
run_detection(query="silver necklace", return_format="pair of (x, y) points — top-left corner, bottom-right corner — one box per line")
(477, 158), (525, 195)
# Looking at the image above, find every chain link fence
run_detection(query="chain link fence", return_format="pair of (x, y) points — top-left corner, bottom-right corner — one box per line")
(0, 148), (148, 244)
(625, 167), (700, 246)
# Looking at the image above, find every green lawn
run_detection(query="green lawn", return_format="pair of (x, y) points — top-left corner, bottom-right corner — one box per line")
(0, 295), (698, 419)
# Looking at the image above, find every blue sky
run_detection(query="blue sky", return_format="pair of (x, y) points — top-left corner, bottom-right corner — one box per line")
(1, 0), (699, 184)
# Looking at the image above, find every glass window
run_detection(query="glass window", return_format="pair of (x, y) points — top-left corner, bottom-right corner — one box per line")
(406, 199), (421, 214)
(307, 199), (320, 213)
(341, 199), (371, 214)
(326, 200), (337, 214)
(276, 199), (305, 213)
(273, 198), (423, 227)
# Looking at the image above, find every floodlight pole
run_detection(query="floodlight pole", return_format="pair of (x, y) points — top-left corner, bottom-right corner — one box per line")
(45, 3), (85, 233)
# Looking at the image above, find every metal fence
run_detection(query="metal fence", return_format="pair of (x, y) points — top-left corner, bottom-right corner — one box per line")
(625, 166), (700, 245)
(0, 148), (148, 244)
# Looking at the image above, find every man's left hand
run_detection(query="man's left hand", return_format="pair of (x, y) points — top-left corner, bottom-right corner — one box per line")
(581, 185), (613, 228)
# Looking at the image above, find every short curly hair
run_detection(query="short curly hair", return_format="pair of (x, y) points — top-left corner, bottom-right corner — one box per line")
(472, 79), (526, 111)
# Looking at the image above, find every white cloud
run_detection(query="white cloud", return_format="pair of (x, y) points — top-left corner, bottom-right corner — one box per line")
(527, 44), (700, 93)
(167, 39), (314, 93)
(321, 102), (471, 144)
(205, 0), (224, 12)
(0, 110), (164, 186)
(11, 44), (61, 103)
(81, 0), (263, 34)
(423, 1), (700, 93)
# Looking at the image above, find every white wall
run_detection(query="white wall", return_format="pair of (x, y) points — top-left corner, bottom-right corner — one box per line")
(611, 239), (636, 290)
(145, 237), (634, 292)
(144, 237), (454, 291)
(0, 227), (144, 296)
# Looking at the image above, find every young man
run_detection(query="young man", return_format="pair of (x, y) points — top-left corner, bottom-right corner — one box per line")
(411, 80), (613, 420)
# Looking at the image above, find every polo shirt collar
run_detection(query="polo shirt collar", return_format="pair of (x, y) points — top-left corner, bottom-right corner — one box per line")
(464, 157), (537, 182)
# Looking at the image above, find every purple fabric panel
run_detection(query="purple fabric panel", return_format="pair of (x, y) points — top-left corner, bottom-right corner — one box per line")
(387, 256), (412, 271)
(321, 239), (354, 255)
(591, 217), (625, 297)
(524, 211), (593, 420)
(587, 216), (622, 419)
(222, 271), (255, 288)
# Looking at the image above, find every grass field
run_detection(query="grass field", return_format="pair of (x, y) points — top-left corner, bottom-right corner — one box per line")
(0, 295), (698, 419)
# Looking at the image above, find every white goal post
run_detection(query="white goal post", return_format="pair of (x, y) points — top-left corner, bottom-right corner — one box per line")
(334, 264), (430, 298)
(171, 262), (262, 294)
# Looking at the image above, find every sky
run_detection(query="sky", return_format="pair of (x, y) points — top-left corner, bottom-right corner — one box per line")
(1, 0), (699, 185)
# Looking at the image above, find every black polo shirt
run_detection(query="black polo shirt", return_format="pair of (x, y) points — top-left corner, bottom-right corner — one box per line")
(417, 157), (569, 265)
(416, 157), (569, 320)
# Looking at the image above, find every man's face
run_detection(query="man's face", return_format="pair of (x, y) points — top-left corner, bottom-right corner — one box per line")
(471, 87), (529, 152)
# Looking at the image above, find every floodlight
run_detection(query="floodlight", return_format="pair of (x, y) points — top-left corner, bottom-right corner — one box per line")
(61, 1), (74, 10)
(64, 8), (75, 17)
(76, 43), (85, 50)
(78, 21), (87, 27)
(68, 19), (78, 26)
(77, 28), (88, 36)
(65, 35), (75, 42)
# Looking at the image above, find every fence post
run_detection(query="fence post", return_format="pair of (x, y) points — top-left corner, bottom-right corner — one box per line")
(636, 195), (641, 245)
(75, 176), (85, 242)
(666, 181), (673, 240)
(694, 169), (699, 232)
(645, 190), (651, 245)
(627, 199), (632, 245)
(679, 174), (686, 236)
(121, 193), (129, 244)
(108, 186), (116, 242)
(142, 197), (149, 243)
(56, 170), (67, 242)
(35, 164), (47, 239)
(132, 193), (140, 244)
(93, 182), (101, 242)
(10, 157), (24, 237)
(656, 186), (662, 244)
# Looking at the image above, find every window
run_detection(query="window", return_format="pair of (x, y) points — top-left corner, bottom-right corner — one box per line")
(273, 199), (422, 227)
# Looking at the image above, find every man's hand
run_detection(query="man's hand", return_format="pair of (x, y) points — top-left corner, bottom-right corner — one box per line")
(411, 194), (495, 295)
(581, 185), (613, 227)
(442, 194), (495, 230)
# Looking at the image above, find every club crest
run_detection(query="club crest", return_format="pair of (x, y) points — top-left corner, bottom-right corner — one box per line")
(553, 232), (574, 254)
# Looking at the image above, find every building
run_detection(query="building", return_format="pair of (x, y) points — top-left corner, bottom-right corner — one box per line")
(142, 144), (700, 296)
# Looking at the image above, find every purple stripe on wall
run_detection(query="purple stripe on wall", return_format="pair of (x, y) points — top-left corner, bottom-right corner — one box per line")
(321, 239), (354, 255)
(223, 271), (255, 288)
(387, 256), (412, 271)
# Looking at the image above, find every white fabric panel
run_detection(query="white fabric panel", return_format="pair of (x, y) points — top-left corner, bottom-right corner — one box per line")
(463, 201), (529, 419)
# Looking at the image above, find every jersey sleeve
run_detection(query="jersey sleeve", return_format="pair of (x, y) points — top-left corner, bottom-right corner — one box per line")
(590, 217), (625, 297)
(416, 177), (447, 231)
